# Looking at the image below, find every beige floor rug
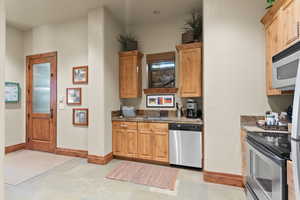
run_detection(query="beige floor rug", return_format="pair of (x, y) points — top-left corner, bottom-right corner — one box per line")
(4, 150), (73, 185)
(106, 161), (179, 190)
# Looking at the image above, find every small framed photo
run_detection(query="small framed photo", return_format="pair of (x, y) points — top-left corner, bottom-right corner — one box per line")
(5, 82), (20, 103)
(67, 88), (82, 105)
(73, 108), (88, 126)
(73, 66), (88, 84)
(146, 94), (175, 108)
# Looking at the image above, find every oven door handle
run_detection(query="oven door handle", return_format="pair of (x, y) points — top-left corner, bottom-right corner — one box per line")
(247, 137), (285, 166)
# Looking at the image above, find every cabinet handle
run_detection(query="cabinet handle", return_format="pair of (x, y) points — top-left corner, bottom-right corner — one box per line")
(120, 124), (128, 128)
(136, 66), (139, 73)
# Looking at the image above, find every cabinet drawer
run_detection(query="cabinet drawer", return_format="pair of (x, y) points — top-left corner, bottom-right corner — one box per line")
(151, 123), (168, 133)
(138, 122), (152, 131)
(113, 121), (137, 130)
(138, 122), (168, 133)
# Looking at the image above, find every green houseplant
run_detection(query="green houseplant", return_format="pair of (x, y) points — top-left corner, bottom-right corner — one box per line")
(118, 34), (138, 51)
(266, 0), (276, 9)
(182, 10), (202, 43)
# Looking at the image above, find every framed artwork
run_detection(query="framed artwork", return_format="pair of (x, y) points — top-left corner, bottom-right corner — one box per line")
(146, 94), (175, 108)
(5, 82), (20, 103)
(73, 66), (88, 84)
(67, 88), (82, 105)
(73, 108), (88, 126)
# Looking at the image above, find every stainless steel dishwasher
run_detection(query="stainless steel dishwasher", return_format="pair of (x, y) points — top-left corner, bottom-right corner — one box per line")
(169, 123), (202, 168)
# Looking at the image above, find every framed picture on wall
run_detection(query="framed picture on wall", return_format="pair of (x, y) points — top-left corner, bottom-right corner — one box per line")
(5, 82), (20, 103)
(73, 108), (88, 126)
(73, 66), (88, 84)
(146, 94), (175, 108)
(67, 88), (82, 105)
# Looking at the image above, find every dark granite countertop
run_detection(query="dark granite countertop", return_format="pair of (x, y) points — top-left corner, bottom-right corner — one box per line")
(112, 115), (203, 125)
(240, 115), (290, 134)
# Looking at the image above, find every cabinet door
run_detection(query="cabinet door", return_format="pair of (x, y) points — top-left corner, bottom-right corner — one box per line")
(265, 16), (283, 95)
(179, 47), (202, 97)
(153, 132), (169, 162)
(287, 161), (296, 200)
(120, 55), (138, 98)
(126, 129), (138, 157)
(138, 130), (153, 160)
(282, 0), (300, 47)
(113, 129), (127, 156)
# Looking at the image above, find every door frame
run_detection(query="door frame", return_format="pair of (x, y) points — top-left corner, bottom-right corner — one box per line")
(25, 51), (58, 152)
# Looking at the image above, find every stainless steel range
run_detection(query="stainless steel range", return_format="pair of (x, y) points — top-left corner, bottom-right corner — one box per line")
(246, 132), (290, 200)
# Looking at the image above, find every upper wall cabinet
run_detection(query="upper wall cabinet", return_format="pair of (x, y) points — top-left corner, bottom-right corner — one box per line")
(119, 51), (143, 99)
(176, 42), (202, 97)
(281, 0), (300, 48)
(261, 0), (300, 96)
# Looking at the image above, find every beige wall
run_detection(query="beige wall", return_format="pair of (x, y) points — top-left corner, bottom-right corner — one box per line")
(88, 7), (123, 156)
(203, 0), (293, 175)
(123, 17), (202, 110)
(0, 0), (5, 198)
(24, 17), (89, 151)
(5, 25), (25, 147)
(103, 9), (123, 154)
(87, 7), (106, 156)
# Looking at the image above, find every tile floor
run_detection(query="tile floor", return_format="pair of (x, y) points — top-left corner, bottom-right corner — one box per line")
(5, 154), (246, 200)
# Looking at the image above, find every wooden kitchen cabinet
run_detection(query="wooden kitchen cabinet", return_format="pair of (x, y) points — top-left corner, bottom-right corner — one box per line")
(287, 160), (296, 200)
(138, 122), (169, 162)
(112, 122), (138, 158)
(137, 130), (153, 160)
(119, 51), (143, 99)
(112, 121), (169, 163)
(152, 132), (169, 162)
(265, 15), (283, 95)
(281, 0), (300, 48)
(176, 43), (202, 97)
(262, 0), (299, 96)
(240, 128), (248, 186)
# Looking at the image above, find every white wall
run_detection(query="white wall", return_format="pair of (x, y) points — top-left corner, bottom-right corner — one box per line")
(0, 0), (5, 198)
(203, 0), (293, 175)
(123, 17), (202, 110)
(5, 25), (25, 146)
(24, 17), (89, 151)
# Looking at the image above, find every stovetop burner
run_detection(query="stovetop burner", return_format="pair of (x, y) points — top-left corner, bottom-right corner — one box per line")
(247, 132), (291, 160)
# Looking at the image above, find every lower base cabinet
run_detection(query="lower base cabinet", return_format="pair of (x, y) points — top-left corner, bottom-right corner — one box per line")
(112, 122), (137, 158)
(112, 121), (169, 163)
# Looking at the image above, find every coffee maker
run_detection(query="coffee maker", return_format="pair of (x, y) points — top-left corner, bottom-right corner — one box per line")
(186, 99), (198, 118)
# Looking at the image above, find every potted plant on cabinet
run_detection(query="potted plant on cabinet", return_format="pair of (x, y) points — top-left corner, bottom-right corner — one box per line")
(118, 34), (138, 51)
(266, 0), (276, 9)
(182, 10), (202, 44)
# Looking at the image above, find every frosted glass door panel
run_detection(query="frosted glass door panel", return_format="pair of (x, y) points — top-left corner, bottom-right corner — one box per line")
(32, 63), (51, 114)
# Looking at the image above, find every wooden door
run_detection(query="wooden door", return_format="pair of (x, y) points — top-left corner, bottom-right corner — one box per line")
(287, 161), (296, 200)
(26, 52), (57, 153)
(113, 129), (127, 156)
(138, 130), (153, 160)
(265, 16), (282, 95)
(179, 46), (202, 97)
(126, 129), (138, 157)
(119, 51), (142, 98)
(282, 0), (300, 47)
(153, 132), (169, 162)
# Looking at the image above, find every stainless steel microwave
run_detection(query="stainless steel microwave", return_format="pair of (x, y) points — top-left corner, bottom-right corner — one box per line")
(272, 42), (300, 90)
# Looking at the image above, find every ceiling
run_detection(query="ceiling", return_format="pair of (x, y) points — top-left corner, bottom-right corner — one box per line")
(6, 0), (202, 31)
